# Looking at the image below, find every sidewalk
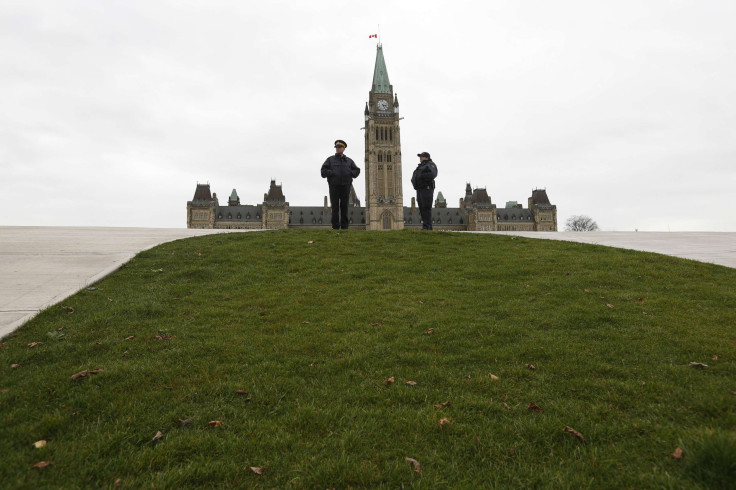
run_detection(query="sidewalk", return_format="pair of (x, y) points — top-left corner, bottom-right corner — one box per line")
(490, 231), (736, 269)
(0, 227), (242, 339)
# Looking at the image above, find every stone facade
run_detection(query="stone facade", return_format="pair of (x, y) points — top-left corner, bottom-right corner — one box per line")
(187, 45), (557, 232)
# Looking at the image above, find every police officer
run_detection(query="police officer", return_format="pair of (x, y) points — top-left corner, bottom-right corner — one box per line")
(321, 139), (360, 230)
(411, 151), (438, 230)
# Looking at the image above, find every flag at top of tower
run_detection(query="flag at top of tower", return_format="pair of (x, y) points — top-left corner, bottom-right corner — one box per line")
(369, 34), (377, 38)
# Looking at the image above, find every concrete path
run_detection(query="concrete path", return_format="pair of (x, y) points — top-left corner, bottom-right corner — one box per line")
(1, 227), (734, 339)
(491, 231), (736, 269)
(0, 227), (242, 339)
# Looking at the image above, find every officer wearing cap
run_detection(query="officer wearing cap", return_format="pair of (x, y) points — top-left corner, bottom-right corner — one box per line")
(411, 152), (438, 230)
(321, 140), (361, 230)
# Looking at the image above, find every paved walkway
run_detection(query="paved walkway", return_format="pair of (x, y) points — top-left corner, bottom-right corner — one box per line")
(492, 231), (736, 268)
(0, 227), (245, 338)
(1, 227), (734, 339)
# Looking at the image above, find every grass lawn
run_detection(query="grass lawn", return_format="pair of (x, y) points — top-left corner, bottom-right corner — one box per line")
(1, 230), (735, 488)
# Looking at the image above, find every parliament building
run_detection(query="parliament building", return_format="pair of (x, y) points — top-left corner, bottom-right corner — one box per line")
(187, 45), (557, 232)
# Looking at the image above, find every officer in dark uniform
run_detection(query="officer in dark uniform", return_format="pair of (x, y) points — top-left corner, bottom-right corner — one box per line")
(411, 151), (438, 230)
(321, 139), (361, 230)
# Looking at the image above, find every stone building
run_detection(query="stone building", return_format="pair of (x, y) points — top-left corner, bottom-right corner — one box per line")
(187, 44), (557, 232)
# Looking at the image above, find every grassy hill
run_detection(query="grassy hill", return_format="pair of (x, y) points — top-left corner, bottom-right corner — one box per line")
(2, 230), (735, 488)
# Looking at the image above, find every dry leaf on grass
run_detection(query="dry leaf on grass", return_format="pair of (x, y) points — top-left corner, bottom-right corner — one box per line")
(28, 342), (44, 348)
(114, 478), (122, 487)
(584, 289), (590, 293)
(307, 240), (315, 244)
(563, 426), (588, 445)
(33, 461), (53, 469)
(11, 364), (20, 369)
(671, 447), (683, 460)
(434, 401), (451, 409)
(405, 457), (422, 474)
(438, 417), (450, 430)
(503, 403), (511, 409)
(423, 328), (434, 335)
(179, 418), (191, 427)
(33, 440), (47, 449)
(371, 322), (382, 327)
(151, 431), (163, 443)
(123, 336), (135, 341)
(208, 420), (223, 427)
(249, 466), (264, 475)
(712, 355), (718, 360)
(489, 373), (499, 381)
(606, 304), (614, 309)
(71, 369), (103, 380)
(689, 362), (708, 369)
(384, 376), (395, 385)
(236, 390), (248, 395)
(527, 402), (542, 413)
(155, 334), (173, 340)
(525, 364), (536, 370)
(60, 306), (74, 314)
(405, 380), (417, 386)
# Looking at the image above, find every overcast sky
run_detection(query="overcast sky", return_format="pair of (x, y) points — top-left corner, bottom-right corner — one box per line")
(2, 0), (735, 231)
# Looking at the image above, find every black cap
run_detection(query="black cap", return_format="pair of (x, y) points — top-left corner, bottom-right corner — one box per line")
(417, 151), (430, 158)
(335, 139), (347, 148)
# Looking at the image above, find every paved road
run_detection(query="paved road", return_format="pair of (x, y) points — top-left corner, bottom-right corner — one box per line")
(1, 227), (734, 339)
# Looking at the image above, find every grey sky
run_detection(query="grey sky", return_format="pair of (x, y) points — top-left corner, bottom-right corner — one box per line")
(2, 0), (735, 231)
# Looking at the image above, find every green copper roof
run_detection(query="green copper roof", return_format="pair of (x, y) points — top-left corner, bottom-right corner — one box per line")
(436, 192), (446, 202)
(372, 45), (391, 94)
(230, 189), (239, 200)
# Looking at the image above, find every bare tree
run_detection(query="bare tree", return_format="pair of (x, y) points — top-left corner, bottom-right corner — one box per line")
(565, 215), (599, 232)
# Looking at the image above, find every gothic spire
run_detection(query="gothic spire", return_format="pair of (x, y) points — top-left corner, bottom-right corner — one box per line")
(372, 45), (391, 94)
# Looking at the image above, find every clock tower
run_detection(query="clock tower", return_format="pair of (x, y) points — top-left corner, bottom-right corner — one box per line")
(364, 44), (404, 230)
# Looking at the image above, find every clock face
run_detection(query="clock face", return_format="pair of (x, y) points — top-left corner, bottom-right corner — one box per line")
(377, 99), (389, 111)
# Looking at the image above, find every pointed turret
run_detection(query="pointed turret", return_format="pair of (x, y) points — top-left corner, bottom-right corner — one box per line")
(372, 44), (392, 94)
(228, 189), (240, 206)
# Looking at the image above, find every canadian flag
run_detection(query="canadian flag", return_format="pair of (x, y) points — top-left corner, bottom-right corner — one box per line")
(369, 34), (377, 38)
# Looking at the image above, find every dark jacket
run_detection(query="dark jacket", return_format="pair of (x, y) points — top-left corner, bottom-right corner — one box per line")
(321, 154), (360, 186)
(411, 159), (438, 190)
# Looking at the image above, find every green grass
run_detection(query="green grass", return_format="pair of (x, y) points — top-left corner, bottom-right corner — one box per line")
(1, 230), (735, 488)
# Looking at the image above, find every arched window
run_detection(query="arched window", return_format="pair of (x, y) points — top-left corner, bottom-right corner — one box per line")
(378, 154), (382, 162)
(387, 153), (392, 162)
